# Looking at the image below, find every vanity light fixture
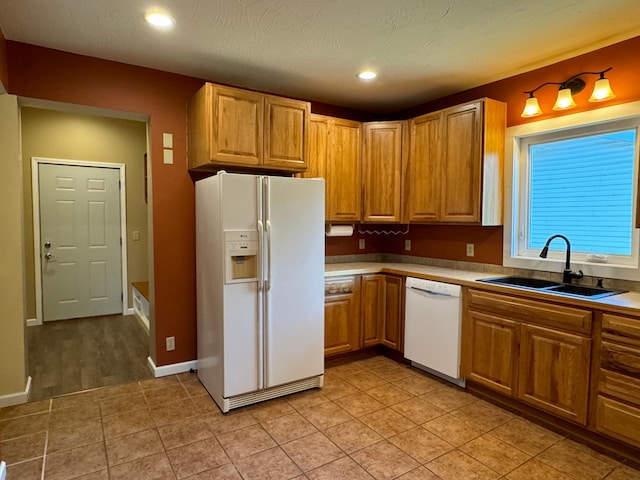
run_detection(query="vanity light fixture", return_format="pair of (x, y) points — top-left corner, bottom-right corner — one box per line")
(145, 11), (175, 28)
(521, 67), (615, 118)
(358, 71), (377, 80)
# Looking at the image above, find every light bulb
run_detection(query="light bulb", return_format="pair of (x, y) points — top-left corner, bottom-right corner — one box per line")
(145, 11), (175, 28)
(357, 71), (377, 80)
(552, 88), (577, 110)
(521, 96), (543, 117)
(589, 77), (615, 102)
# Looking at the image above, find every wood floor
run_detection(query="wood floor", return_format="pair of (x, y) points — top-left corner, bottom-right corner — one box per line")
(27, 314), (152, 401)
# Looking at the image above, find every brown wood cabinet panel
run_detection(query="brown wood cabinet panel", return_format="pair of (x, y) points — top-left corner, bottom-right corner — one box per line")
(467, 289), (592, 334)
(211, 85), (264, 166)
(595, 395), (640, 448)
(601, 341), (640, 377)
(519, 324), (591, 425)
(461, 310), (519, 396)
(324, 277), (361, 357)
(363, 122), (404, 223)
(264, 96), (309, 170)
(599, 369), (640, 405)
(440, 101), (482, 223)
(304, 114), (329, 180)
(361, 274), (384, 347)
(407, 112), (441, 222)
(381, 275), (404, 352)
(602, 313), (640, 348)
(187, 82), (310, 172)
(327, 118), (362, 222)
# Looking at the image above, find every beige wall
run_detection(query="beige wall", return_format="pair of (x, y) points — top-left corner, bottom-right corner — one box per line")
(0, 94), (28, 399)
(21, 107), (148, 318)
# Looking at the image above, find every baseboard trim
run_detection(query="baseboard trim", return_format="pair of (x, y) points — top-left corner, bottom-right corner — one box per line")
(147, 357), (197, 378)
(26, 318), (40, 327)
(126, 307), (135, 316)
(0, 376), (32, 407)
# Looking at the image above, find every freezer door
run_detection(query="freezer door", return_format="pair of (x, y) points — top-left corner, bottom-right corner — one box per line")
(219, 173), (262, 397)
(263, 176), (325, 388)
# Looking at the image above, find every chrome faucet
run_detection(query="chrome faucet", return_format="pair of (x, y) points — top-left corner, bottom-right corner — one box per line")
(539, 234), (584, 284)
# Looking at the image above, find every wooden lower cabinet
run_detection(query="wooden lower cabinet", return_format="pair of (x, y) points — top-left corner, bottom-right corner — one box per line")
(324, 276), (360, 356)
(324, 273), (404, 357)
(595, 395), (640, 448)
(381, 275), (404, 351)
(461, 310), (519, 396)
(462, 288), (592, 426)
(519, 324), (591, 425)
(361, 275), (384, 347)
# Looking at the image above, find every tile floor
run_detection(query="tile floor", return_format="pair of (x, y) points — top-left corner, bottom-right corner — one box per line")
(1, 355), (640, 479)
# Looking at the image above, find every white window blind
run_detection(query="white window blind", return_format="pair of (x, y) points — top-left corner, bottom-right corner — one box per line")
(527, 129), (636, 256)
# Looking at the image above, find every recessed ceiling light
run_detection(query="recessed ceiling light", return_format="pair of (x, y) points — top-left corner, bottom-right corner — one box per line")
(358, 71), (377, 80)
(145, 11), (175, 28)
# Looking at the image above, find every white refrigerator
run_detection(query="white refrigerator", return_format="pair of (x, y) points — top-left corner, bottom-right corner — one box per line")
(196, 172), (325, 413)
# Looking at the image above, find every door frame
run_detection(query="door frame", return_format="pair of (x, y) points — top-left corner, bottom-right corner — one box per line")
(31, 156), (129, 325)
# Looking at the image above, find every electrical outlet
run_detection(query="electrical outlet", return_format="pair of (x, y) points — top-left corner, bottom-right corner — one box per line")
(359, 239), (365, 250)
(166, 336), (175, 351)
(466, 243), (475, 257)
(405, 239), (411, 251)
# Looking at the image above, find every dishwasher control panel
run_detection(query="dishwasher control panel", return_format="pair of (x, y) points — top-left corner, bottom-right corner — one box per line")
(405, 277), (461, 297)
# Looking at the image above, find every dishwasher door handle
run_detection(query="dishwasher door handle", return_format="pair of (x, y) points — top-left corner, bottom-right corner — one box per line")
(408, 286), (456, 297)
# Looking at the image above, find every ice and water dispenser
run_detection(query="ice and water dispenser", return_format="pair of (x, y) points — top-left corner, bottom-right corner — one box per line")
(224, 230), (258, 284)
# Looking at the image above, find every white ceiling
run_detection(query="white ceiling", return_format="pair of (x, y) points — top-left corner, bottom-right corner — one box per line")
(1, 0), (640, 113)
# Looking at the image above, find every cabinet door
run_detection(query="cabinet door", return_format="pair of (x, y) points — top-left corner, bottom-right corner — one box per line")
(324, 278), (361, 357)
(361, 274), (384, 347)
(264, 96), (310, 171)
(327, 118), (362, 222)
(407, 112), (442, 222)
(381, 275), (404, 351)
(440, 101), (482, 223)
(363, 122), (404, 223)
(519, 324), (591, 425)
(303, 114), (329, 214)
(211, 85), (264, 166)
(461, 310), (519, 396)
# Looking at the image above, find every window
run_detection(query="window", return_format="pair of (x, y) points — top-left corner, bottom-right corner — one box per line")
(505, 103), (640, 280)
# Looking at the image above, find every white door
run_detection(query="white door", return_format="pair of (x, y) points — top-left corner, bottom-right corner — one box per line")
(264, 176), (325, 388)
(39, 163), (123, 321)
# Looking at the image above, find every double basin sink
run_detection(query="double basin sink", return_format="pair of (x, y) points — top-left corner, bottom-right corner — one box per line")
(477, 276), (625, 299)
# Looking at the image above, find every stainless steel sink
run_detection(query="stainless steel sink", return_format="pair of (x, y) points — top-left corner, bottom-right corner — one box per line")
(477, 276), (625, 299)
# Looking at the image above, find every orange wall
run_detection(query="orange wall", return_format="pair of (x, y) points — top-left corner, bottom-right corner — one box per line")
(0, 28), (8, 90)
(7, 41), (205, 366)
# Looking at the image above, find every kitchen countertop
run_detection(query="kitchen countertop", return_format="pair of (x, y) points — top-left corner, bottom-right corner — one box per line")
(325, 261), (640, 315)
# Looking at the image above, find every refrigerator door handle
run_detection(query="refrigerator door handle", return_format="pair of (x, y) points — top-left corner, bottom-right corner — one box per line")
(257, 220), (264, 291)
(265, 219), (272, 291)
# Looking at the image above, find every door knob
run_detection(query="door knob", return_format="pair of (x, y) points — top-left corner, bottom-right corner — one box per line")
(44, 241), (51, 248)
(44, 253), (53, 260)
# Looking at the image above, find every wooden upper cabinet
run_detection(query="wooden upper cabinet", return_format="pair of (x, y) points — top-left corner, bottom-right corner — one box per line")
(327, 118), (362, 222)
(407, 112), (442, 222)
(188, 83), (309, 172)
(407, 98), (505, 225)
(440, 101), (483, 223)
(363, 122), (405, 223)
(264, 95), (310, 170)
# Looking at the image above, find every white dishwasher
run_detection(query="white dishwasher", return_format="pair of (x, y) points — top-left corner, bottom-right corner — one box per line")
(404, 277), (465, 387)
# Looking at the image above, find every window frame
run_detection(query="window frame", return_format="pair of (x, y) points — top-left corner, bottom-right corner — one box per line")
(504, 101), (640, 281)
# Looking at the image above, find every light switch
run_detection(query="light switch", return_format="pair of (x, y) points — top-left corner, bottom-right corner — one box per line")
(133, 231), (140, 241)
(163, 133), (173, 148)
(163, 149), (174, 164)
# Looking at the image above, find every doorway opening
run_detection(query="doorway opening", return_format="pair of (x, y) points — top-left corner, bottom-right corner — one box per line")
(20, 103), (153, 400)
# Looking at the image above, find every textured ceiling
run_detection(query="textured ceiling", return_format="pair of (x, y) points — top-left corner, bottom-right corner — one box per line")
(1, 0), (640, 113)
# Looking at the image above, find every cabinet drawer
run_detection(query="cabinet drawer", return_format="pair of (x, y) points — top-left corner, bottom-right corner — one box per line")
(599, 369), (640, 405)
(600, 341), (640, 378)
(595, 395), (640, 449)
(325, 277), (355, 295)
(468, 289), (592, 334)
(602, 313), (640, 348)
